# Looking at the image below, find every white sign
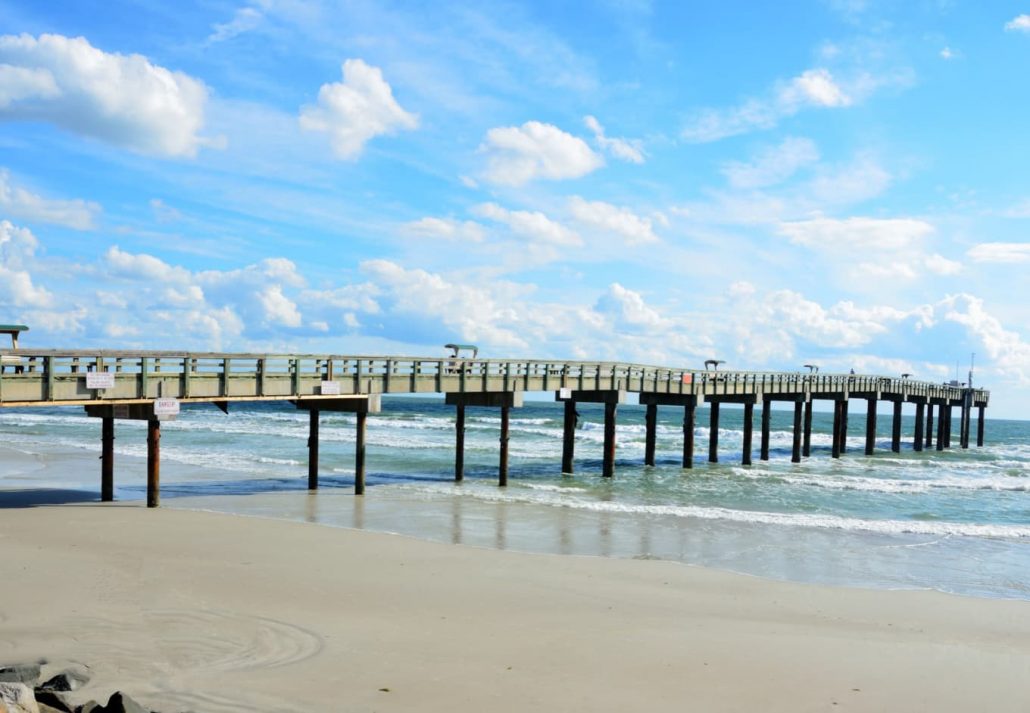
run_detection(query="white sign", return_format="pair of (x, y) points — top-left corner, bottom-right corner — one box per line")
(321, 380), (341, 395)
(559, 387), (572, 399)
(153, 398), (180, 416)
(86, 371), (115, 390)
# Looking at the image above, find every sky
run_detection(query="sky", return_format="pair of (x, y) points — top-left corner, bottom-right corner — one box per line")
(0, 1), (1029, 417)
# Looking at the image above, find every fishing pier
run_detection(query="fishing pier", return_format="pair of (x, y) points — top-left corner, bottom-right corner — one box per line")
(0, 342), (990, 507)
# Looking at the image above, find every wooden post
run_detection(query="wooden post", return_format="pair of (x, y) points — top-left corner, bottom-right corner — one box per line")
(944, 406), (952, 448)
(355, 410), (367, 495)
(936, 405), (946, 451)
(961, 393), (971, 449)
(913, 401), (924, 453)
(101, 416), (114, 502)
(802, 399), (812, 457)
(742, 401), (754, 466)
(831, 400), (842, 459)
(499, 405), (510, 486)
(864, 398), (877, 456)
(977, 405), (985, 447)
(791, 400), (802, 463)
(759, 397), (771, 461)
(683, 399), (695, 469)
(925, 404), (935, 449)
(455, 404), (466, 482)
(708, 402), (720, 464)
(146, 418), (160, 508)
(562, 400), (576, 474)
(891, 400), (902, 453)
(307, 409), (320, 490)
(840, 400), (849, 454)
(644, 403), (657, 466)
(603, 401), (616, 477)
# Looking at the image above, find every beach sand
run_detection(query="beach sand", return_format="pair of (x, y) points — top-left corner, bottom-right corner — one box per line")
(2, 493), (1029, 712)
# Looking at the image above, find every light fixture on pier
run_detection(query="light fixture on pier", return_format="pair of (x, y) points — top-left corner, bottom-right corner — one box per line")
(704, 359), (724, 371)
(803, 364), (819, 373)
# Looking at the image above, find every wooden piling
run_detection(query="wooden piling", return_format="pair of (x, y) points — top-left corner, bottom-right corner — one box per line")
(644, 403), (657, 467)
(831, 400), (842, 459)
(802, 399), (812, 457)
(788, 400), (801, 463)
(101, 416), (114, 502)
(864, 397), (877, 456)
(961, 392), (972, 449)
(455, 404), (466, 481)
(891, 400), (902, 453)
(913, 401), (924, 452)
(708, 402), (720, 464)
(683, 400), (695, 469)
(977, 404), (985, 447)
(840, 400), (849, 454)
(603, 401), (617, 477)
(944, 406), (952, 448)
(499, 405), (510, 486)
(759, 397), (770, 461)
(146, 418), (160, 508)
(308, 409), (319, 490)
(936, 405), (946, 451)
(355, 410), (367, 495)
(925, 404), (935, 449)
(742, 401), (754, 466)
(562, 400), (577, 474)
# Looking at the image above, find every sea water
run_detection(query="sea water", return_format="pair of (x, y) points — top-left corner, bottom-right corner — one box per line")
(2, 397), (1028, 599)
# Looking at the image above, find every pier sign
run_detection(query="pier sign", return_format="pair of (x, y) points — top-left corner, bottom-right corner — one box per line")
(153, 398), (180, 419)
(86, 371), (115, 389)
(559, 387), (572, 399)
(321, 380), (341, 395)
(682, 374), (693, 384)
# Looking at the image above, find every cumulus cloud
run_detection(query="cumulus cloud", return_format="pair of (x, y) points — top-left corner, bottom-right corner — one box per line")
(594, 283), (667, 333)
(0, 33), (211, 157)
(208, 6), (264, 42)
(405, 216), (485, 243)
(721, 137), (819, 188)
(779, 216), (933, 251)
(942, 294), (1030, 383)
(257, 285), (302, 327)
(0, 169), (100, 229)
(0, 219), (51, 307)
(584, 115), (644, 164)
(1005, 15), (1030, 32)
(479, 121), (603, 186)
(967, 242), (1030, 263)
(472, 202), (581, 246)
(568, 197), (658, 245)
(299, 58), (418, 160)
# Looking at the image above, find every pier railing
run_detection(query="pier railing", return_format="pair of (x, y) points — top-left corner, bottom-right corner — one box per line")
(0, 350), (989, 407)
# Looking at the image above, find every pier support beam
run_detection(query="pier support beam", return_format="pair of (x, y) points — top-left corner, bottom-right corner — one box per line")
(455, 404), (466, 482)
(944, 406), (952, 448)
(864, 398), (877, 456)
(146, 418), (160, 509)
(936, 404), (946, 451)
(913, 401), (925, 453)
(742, 401), (754, 466)
(977, 405), (985, 447)
(802, 399), (813, 457)
(840, 400), (850, 454)
(308, 409), (320, 490)
(562, 400), (576, 474)
(603, 402), (617, 478)
(644, 403), (657, 467)
(760, 397), (771, 461)
(791, 400), (803, 463)
(683, 401), (695, 469)
(960, 392), (972, 449)
(557, 389), (624, 477)
(831, 400), (842, 459)
(101, 416), (114, 502)
(708, 402), (720, 464)
(500, 405), (510, 486)
(925, 404), (935, 449)
(891, 399), (903, 454)
(296, 396), (381, 494)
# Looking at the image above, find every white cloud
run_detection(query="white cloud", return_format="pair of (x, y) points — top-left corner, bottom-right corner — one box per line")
(683, 67), (861, 143)
(594, 283), (667, 332)
(942, 294), (1030, 384)
(584, 115), (644, 164)
(939, 47), (955, 60)
(721, 137), (819, 188)
(479, 121), (603, 186)
(0, 33), (211, 157)
(1004, 15), (1030, 32)
(0, 169), (100, 229)
(967, 242), (1030, 263)
(208, 6), (263, 43)
(257, 285), (302, 327)
(299, 59), (418, 160)
(568, 197), (658, 245)
(472, 202), (581, 246)
(779, 216), (933, 251)
(806, 155), (892, 205)
(926, 253), (962, 276)
(405, 216), (485, 243)
(105, 246), (191, 285)
(0, 219), (51, 307)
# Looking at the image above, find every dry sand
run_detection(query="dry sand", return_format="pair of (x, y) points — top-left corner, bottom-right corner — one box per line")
(1, 494), (1029, 712)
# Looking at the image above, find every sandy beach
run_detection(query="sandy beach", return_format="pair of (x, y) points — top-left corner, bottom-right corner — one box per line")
(1, 493), (1028, 712)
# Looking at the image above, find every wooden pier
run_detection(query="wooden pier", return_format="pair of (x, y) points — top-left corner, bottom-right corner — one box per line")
(0, 349), (990, 507)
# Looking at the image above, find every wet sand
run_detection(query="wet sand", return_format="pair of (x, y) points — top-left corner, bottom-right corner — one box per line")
(1, 494), (1029, 712)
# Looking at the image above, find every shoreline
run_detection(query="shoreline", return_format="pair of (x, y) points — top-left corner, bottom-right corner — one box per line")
(2, 498), (1029, 712)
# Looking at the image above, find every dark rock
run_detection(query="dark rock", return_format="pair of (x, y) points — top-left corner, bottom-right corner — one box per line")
(0, 663), (41, 685)
(74, 702), (100, 713)
(94, 692), (148, 713)
(38, 669), (90, 693)
(34, 690), (75, 713)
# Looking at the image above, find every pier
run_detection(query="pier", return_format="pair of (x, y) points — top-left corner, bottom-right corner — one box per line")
(0, 349), (990, 506)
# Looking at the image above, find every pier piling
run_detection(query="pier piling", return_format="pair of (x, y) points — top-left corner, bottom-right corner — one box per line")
(644, 403), (657, 467)
(146, 418), (160, 509)
(936, 404), (946, 451)
(926, 404), (935, 449)
(791, 400), (802, 463)
(683, 399), (695, 469)
(742, 401), (754, 466)
(355, 410), (367, 495)
(840, 400), (850, 454)
(603, 402), (617, 477)
(865, 398), (877, 456)
(101, 416), (114, 502)
(891, 400), (902, 453)
(760, 397), (771, 461)
(802, 399), (813, 457)
(913, 401), (925, 452)
(455, 404), (466, 482)
(831, 400), (842, 459)
(708, 402), (720, 464)
(977, 405), (985, 447)
(308, 409), (320, 490)
(499, 405), (510, 486)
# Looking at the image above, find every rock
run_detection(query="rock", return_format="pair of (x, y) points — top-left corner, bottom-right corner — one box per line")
(38, 669), (90, 694)
(0, 665), (40, 686)
(93, 692), (147, 713)
(0, 681), (40, 713)
(33, 691), (74, 713)
(73, 702), (99, 713)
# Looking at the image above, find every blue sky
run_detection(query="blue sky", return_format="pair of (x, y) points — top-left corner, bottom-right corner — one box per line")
(1, 1), (1029, 417)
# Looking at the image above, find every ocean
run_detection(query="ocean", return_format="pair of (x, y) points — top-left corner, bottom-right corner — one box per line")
(2, 397), (1028, 600)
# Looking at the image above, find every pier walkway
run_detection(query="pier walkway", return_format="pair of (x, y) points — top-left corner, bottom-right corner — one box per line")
(0, 350), (990, 507)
